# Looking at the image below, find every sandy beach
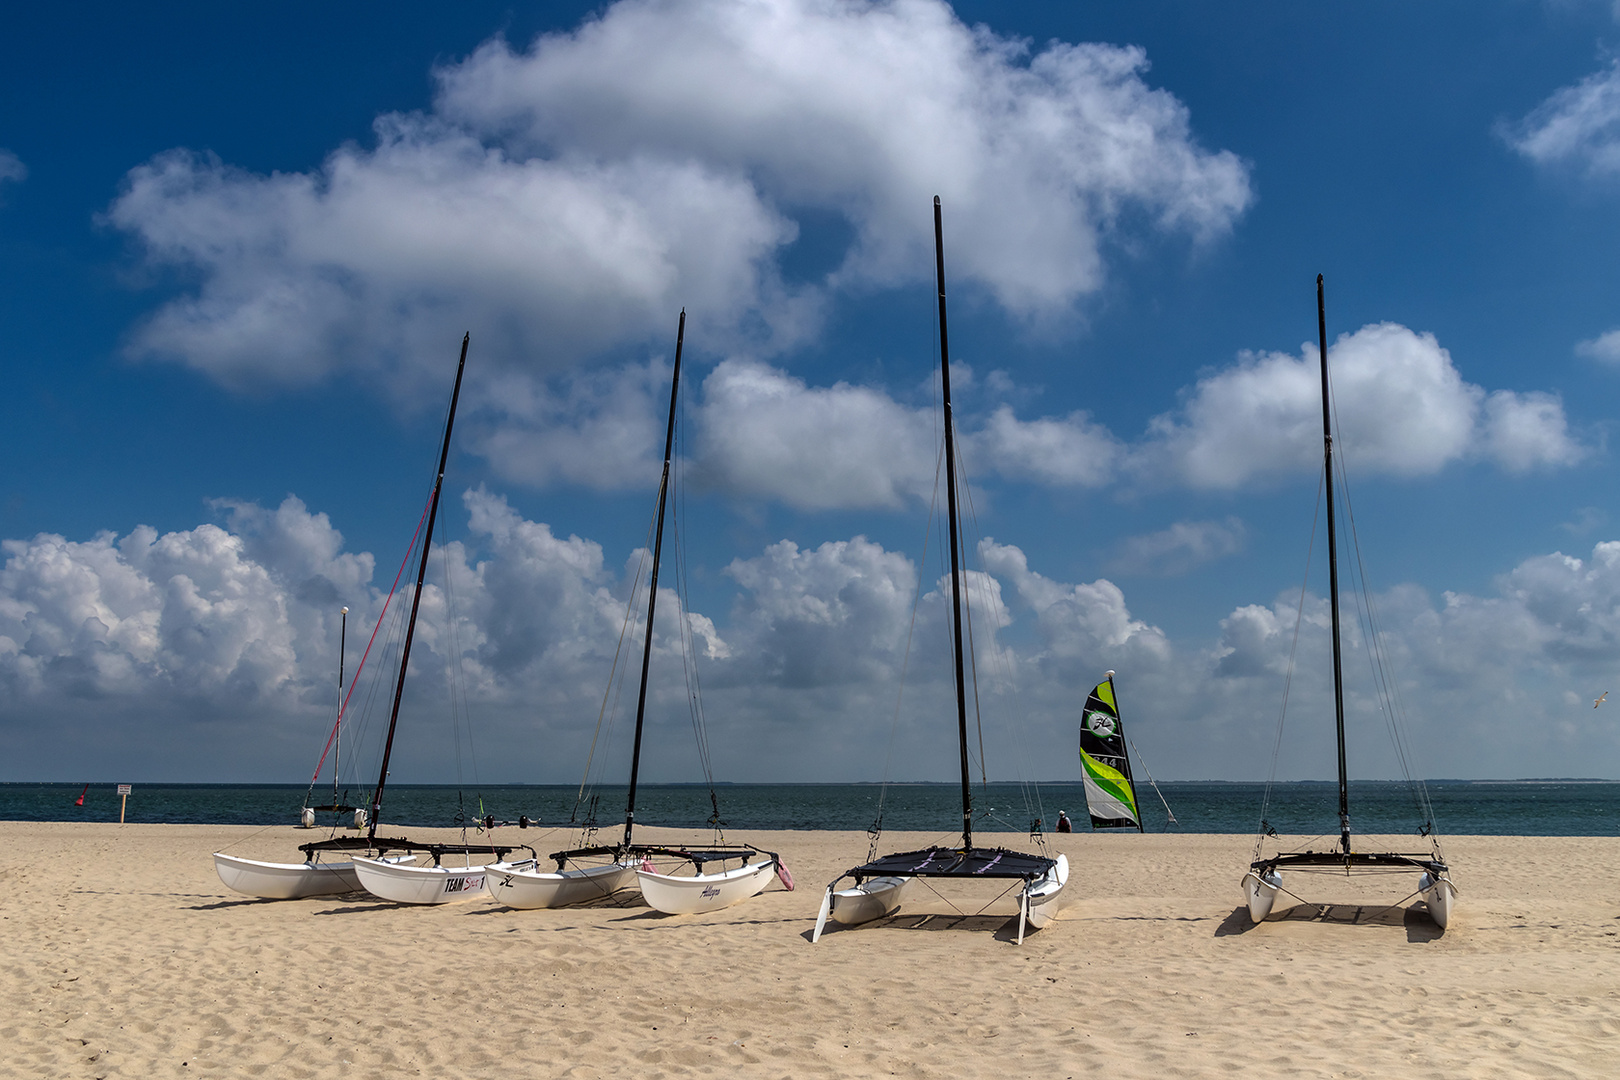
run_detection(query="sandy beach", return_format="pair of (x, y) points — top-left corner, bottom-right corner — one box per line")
(4, 822), (1617, 1079)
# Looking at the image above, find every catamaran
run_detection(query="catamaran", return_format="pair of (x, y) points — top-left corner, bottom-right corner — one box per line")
(344, 332), (528, 904)
(483, 311), (786, 914)
(213, 336), (524, 900)
(812, 198), (1067, 945)
(1241, 277), (1456, 929)
(214, 604), (382, 899)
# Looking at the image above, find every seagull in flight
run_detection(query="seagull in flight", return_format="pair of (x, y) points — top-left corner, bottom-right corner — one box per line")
(1596, 691), (1609, 709)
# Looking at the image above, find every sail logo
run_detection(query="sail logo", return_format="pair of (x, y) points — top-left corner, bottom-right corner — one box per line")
(1086, 710), (1118, 738)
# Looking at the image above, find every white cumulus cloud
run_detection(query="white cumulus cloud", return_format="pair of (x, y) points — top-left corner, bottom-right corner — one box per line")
(0, 149), (24, 186)
(971, 404), (1121, 487)
(103, 0), (1249, 484)
(106, 138), (798, 402)
(0, 491), (1182, 782)
(683, 318), (1585, 510)
(689, 357), (1125, 509)
(0, 498), (370, 779)
(8, 492), (1620, 782)
(1108, 517), (1246, 577)
(1505, 58), (1620, 178)
(692, 358), (938, 510)
(1575, 328), (1620, 364)
(436, 0), (1251, 318)
(724, 536), (920, 687)
(981, 539), (1170, 666)
(1196, 539), (1620, 780)
(471, 358), (671, 490)
(1133, 322), (1585, 489)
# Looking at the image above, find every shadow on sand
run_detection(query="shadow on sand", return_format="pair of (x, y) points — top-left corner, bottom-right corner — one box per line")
(804, 910), (1028, 944)
(1214, 902), (1444, 941)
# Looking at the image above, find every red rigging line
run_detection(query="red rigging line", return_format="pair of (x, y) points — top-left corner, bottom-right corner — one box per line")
(305, 460), (437, 789)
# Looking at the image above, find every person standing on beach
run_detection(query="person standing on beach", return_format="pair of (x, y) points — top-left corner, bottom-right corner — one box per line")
(1056, 811), (1073, 833)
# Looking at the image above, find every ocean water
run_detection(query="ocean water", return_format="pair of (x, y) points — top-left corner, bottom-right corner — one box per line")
(4, 780), (1617, 836)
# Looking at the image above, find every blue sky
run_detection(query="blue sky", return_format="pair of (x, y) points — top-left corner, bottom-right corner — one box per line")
(5, 1), (1620, 786)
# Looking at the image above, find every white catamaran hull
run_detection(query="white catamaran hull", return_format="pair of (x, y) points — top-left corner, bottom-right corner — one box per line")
(1243, 868), (1283, 923)
(815, 855), (1067, 943)
(1022, 854), (1068, 931)
(352, 856), (490, 905)
(828, 876), (911, 927)
(1418, 871), (1456, 929)
(214, 853), (362, 899)
(482, 859), (636, 909)
(637, 859), (777, 915)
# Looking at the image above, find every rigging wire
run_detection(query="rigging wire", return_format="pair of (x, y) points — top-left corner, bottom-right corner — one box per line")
(875, 289), (956, 848)
(1124, 733), (1178, 826)
(868, 428), (947, 859)
(919, 310), (1048, 844)
(952, 430), (1048, 841)
(954, 445), (991, 792)
(1257, 344), (1446, 864)
(439, 527), (487, 847)
(868, 275), (1053, 853)
(351, 384), (460, 838)
(573, 534), (652, 825)
(669, 384), (723, 833)
(441, 540), (465, 821)
(1256, 467), (1325, 861)
(1337, 462), (1436, 829)
(328, 543), (417, 828)
(305, 491), (434, 797)
(346, 592), (410, 800)
(603, 511), (659, 786)
(1327, 368), (1444, 857)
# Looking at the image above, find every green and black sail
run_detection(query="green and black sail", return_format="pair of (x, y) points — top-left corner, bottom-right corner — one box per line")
(1079, 672), (1143, 831)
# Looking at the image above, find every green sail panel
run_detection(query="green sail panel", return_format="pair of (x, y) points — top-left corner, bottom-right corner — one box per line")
(1079, 677), (1141, 830)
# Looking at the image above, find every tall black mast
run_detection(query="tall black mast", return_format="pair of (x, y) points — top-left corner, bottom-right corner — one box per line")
(933, 197), (975, 851)
(1316, 276), (1351, 855)
(623, 310), (686, 848)
(368, 332), (471, 844)
(335, 605), (347, 803)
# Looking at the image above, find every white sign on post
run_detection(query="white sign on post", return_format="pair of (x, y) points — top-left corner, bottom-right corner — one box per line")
(117, 784), (131, 823)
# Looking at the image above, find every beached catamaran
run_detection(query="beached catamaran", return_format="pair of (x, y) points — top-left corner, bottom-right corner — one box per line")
(344, 333), (528, 904)
(1242, 278), (1456, 929)
(483, 311), (786, 915)
(215, 604), (372, 899)
(213, 334), (523, 901)
(812, 198), (1067, 945)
